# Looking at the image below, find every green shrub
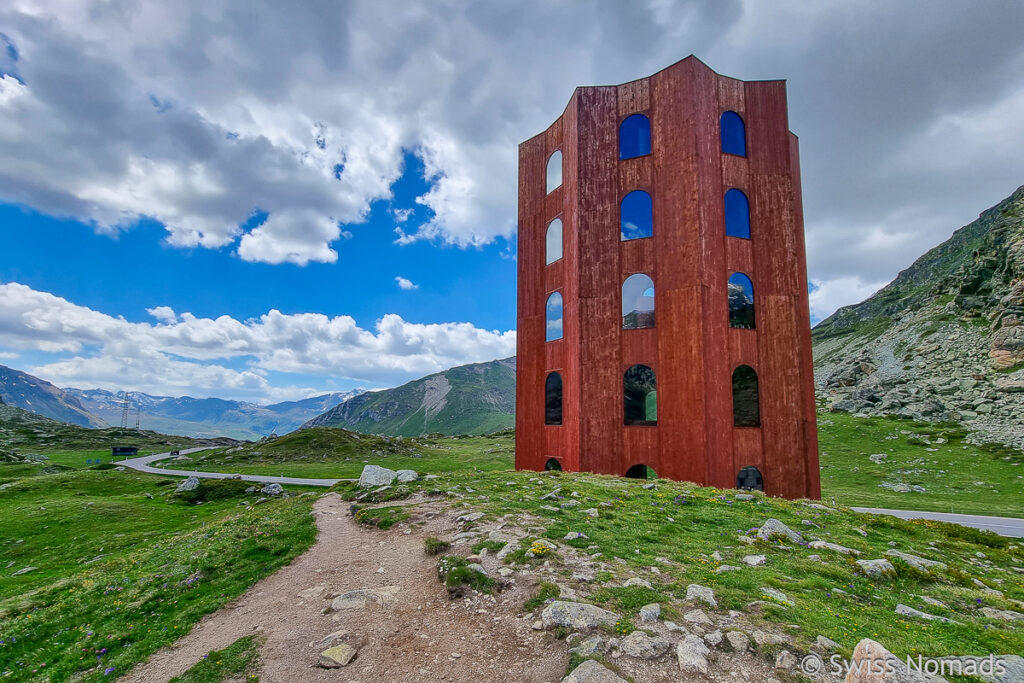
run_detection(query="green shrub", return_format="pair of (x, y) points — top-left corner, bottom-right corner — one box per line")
(424, 536), (451, 556)
(437, 555), (494, 598)
(174, 479), (252, 505)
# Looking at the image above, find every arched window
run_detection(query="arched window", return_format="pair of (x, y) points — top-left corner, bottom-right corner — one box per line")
(621, 190), (653, 240)
(545, 458), (563, 471)
(546, 150), (562, 194)
(728, 273), (755, 329)
(737, 466), (763, 491)
(619, 114), (651, 160)
(625, 464), (657, 480)
(545, 372), (563, 425)
(546, 218), (563, 264)
(732, 365), (760, 427)
(720, 111), (746, 157)
(624, 364), (657, 426)
(622, 273), (655, 329)
(724, 189), (750, 239)
(545, 292), (563, 342)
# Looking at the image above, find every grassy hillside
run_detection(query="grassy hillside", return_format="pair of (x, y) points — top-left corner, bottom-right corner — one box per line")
(303, 357), (515, 437)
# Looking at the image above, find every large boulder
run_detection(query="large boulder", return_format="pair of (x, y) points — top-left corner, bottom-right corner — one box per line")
(318, 643), (358, 668)
(395, 469), (419, 483)
(685, 584), (717, 608)
(620, 631), (671, 659)
(358, 465), (397, 488)
(856, 559), (896, 578)
(175, 476), (200, 493)
(844, 638), (931, 682)
(541, 601), (620, 631)
(677, 634), (710, 675)
(757, 519), (803, 544)
(261, 483), (283, 496)
(885, 550), (946, 572)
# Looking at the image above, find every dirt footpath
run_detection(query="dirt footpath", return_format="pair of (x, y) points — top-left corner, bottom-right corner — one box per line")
(122, 493), (567, 683)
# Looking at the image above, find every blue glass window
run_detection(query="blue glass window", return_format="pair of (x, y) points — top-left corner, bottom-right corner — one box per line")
(728, 272), (755, 329)
(720, 111), (746, 156)
(546, 151), (562, 194)
(724, 189), (750, 239)
(546, 292), (563, 341)
(619, 114), (651, 160)
(546, 218), (562, 264)
(622, 273), (655, 329)
(621, 190), (653, 240)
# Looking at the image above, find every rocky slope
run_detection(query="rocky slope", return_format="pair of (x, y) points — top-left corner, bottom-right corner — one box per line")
(813, 185), (1024, 447)
(0, 364), (104, 428)
(303, 357), (516, 437)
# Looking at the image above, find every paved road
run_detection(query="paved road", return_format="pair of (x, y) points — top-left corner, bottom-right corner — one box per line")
(115, 447), (346, 487)
(853, 507), (1024, 538)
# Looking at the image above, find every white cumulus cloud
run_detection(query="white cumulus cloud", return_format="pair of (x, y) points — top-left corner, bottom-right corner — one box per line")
(395, 276), (418, 290)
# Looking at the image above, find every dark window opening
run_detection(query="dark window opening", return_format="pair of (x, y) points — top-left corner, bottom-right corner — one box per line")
(737, 466), (763, 491)
(720, 111), (746, 157)
(625, 464), (657, 480)
(624, 364), (657, 426)
(732, 365), (760, 427)
(725, 189), (750, 239)
(619, 113), (651, 160)
(546, 292), (563, 342)
(545, 372), (563, 425)
(620, 190), (653, 240)
(622, 273), (655, 329)
(545, 458), (563, 471)
(728, 272), (755, 329)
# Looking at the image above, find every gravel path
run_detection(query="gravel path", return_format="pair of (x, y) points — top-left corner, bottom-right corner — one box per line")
(122, 493), (567, 682)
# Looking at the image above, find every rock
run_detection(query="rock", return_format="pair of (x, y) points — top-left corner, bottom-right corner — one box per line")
(815, 635), (840, 651)
(757, 519), (803, 544)
(979, 607), (1024, 621)
(715, 564), (741, 573)
(561, 659), (627, 683)
(395, 469), (418, 482)
(684, 609), (712, 625)
(869, 453), (888, 464)
(624, 577), (653, 589)
(846, 638), (932, 682)
(738, 535), (756, 545)
(456, 512), (484, 523)
(143, 492), (153, 499)
(541, 601), (620, 631)
(725, 631), (750, 652)
(261, 483), (283, 496)
(704, 629), (723, 647)
(318, 643), (358, 668)
(583, 508), (599, 518)
(358, 464), (397, 488)
(752, 630), (789, 648)
(564, 531), (589, 541)
(937, 655), (1023, 683)
(620, 630), (671, 659)
(920, 596), (946, 608)
(560, 500), (579, 510)
(711, 551), (723, 561)
(11, 567), (36, 576)
(885, 550), (946, 572)
(856, 559), (896, 578)
(686, 583), (717, 608)
(568, 635), (607, 657)
(743, 554), (767, 566)
(734, 493), (755, 501)
(895, 604), (960, 624)
(761, 587), (794, 606)
(175, 476), (200, 493)
(809, 540), (861, 555)
(676, 634), (710, 674)
(228, 473), (242, 480)
(775, 650), (798, 670)
(638, 603), (661, 623)
(330, 588), (387, 611)
(245, 486), (257, 493)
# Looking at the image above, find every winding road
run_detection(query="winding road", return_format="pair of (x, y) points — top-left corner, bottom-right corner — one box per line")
(118, 449), (1024, 537)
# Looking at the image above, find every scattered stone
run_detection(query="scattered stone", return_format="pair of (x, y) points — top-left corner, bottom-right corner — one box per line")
(684, 609), (712, 625)
(809, 540), (861, 555)
(143, 492), (153, 499)
(734, 493), (755, 501)
(895, 604), (960, 624)
(761, 587), (794, 606)
(457, 512), (484, 523)
(775, 650), (798, 670)
(395, 469), (418, 483)
(638, 603), (661, 623)
(725, 631), (750, 652)
(564, 531), (588, 541)
(561, 659), (627, 683)
(318, 643), (358, 668)
(358, 465), (397, 488)
(808, 554), (822, 562)
(757, 519), (803, 544)
(738, 535), (756, 545)
(665, 620), (686, 633)
(715, 565), (741, 573)
(676, 634), (710, 674)
(261, 483), (283, 496)
(329, 588), (398, 612)
(711, 551), (723, 561)
(885, 550), (946, 572)
(541, 601), (620, 631)
(568, 635), (606, 657)
(624, 577), (653, 589)
(814, 635), (840, 651)
(11, 567), (36, 576)
(686, 583), (717, 608)
(920, 596), (946, 609)
(175, 476), (200, 493)
(743, 554), (767, 566)
(856, 559), (896, 578)
(621, 630), (671, 659)
(583, 508), (599, 518)
(847, 638), (931, 683)
(752, 630), (789, 648)
(245, 486), (257, 494)
(560, 501), (579, 510)
(979, 607), (1024, 621)
(228, 473), (242, 480)
(642, 483), (656, 490)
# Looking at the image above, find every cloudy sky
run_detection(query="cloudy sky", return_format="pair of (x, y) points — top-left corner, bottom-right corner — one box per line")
(0, 0), (1022, 402)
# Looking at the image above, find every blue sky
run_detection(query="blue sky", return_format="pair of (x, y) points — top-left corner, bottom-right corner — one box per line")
(1, 1), (1023, 402)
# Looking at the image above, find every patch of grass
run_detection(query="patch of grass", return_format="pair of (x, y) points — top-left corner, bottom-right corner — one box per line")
(351, 504), (410, 530)
(173, 479), (253, 505)
(0, 465), (315, 681)
(424, 537), (451, 556)
(523, 581), (560, 611)
(437, 555), (494, 598)
(471, 540), (506, 554)
(589, 586), (670, 613)
(169, 634), (261, 683)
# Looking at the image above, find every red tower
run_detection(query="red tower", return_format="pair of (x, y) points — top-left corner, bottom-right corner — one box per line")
(515, 56), (820, 500)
